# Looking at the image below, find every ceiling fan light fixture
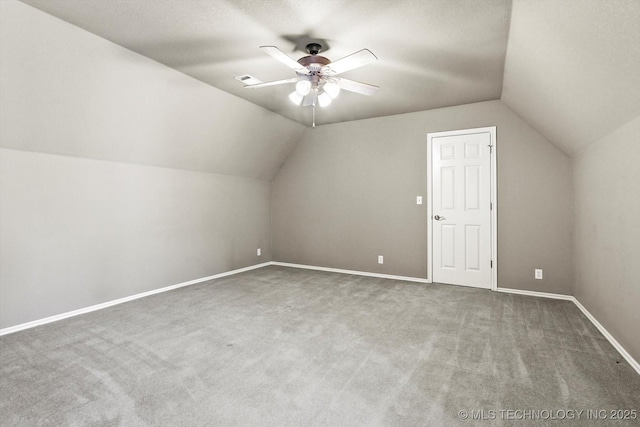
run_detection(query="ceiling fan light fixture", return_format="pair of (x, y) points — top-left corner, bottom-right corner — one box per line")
(323, 81), (340, 99)
(288, 91), (304, 105)
(295, 80), (312, 96)
(249, 44), (379, 126)
(318, 91), (332, 107)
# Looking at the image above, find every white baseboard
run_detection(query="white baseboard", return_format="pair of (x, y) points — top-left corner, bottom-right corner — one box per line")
(496, 287), (574, 301)
(270, 268), (639, 374)
(571, 298), (640, 375)
(498, 287), (640, 375)
(271, 261), (429, 284)
(0, 262), (271, 337)
(3, 262), (638, 376)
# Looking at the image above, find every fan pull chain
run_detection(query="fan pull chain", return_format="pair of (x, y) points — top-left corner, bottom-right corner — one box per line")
(312, 104), (316, 128)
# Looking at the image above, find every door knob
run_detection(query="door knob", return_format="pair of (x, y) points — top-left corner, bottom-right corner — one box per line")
(434, 215), (446, 221)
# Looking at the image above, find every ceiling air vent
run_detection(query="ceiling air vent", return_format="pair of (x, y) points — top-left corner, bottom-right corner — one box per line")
(234, 74), (262, 86)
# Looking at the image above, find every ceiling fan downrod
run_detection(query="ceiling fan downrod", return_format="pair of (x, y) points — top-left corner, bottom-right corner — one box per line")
(306, 43), (322, 55)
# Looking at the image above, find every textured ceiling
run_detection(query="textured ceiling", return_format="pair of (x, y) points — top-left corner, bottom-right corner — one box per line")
(502, 0), (640, 155)
(19, 0), (512, 127)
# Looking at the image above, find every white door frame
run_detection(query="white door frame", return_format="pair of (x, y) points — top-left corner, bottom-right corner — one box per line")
(426, 126), (498, 291)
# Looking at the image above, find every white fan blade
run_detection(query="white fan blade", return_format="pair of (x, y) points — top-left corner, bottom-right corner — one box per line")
(337, 78), (379, 96)
(322, 49), (378, 75)
(244, 77), (299, 88)
(260, 46), (310, 75)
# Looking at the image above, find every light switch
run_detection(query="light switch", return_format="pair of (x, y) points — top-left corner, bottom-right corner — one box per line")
(416, 196), (423, 205)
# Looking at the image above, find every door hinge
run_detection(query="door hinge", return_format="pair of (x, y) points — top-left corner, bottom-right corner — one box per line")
(488, 144), (493, 153)
(490, 202), (493, 210)
(490, 260), (493, 268)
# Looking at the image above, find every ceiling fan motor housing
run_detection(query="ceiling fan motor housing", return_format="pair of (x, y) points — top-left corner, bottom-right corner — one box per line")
(297, 55), (331, 77)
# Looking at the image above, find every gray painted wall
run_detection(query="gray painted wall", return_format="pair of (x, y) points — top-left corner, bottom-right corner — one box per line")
(573, 113), (640, 363)
(0, 1), (302, 328)
(272, 100), (574, 295)
(0, 149), (270, 328)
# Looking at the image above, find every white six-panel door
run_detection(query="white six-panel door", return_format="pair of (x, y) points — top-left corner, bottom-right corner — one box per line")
(429, 128), (494, 289)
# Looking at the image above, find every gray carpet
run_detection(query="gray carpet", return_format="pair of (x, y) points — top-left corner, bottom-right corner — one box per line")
(1, 266), (639, 426)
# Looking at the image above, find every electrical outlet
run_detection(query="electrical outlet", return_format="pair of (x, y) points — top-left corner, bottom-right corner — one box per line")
(257, 248), (261, 256)
(535, 269), (543, 280)
(378, 255), (384, 264)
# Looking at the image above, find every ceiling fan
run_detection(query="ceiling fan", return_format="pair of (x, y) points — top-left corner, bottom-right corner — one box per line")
(239, 43), (379, 126)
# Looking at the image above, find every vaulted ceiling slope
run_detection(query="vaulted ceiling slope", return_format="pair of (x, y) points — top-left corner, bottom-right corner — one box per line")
(13, 1), (640, 156)
(1, 1), (305, 180)
(501, 0), (640, 155)
(18, 0), (512, 128)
